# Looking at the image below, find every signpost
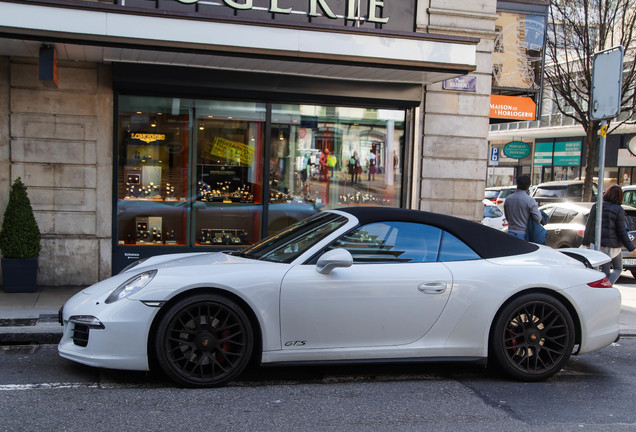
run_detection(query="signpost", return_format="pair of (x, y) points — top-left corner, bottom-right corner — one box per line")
(489, 147), (499, 187)
(490, 147), (500, 165)
(590, 46), (624, 251)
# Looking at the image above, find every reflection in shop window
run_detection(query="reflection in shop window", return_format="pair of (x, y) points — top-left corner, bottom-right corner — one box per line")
(194, 100), (266, 246)
(116, 97), (408, 248)
(270, 104), (405, 224)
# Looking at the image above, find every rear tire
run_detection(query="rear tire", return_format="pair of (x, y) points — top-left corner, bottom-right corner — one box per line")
(490, 293), (575, 381)
(155, 293), (253, 387)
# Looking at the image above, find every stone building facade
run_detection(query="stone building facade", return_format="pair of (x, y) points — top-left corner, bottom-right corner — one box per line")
(0, 58), (113, 284)
(0, 0), (500, 286)
(418, 1), (497, 217)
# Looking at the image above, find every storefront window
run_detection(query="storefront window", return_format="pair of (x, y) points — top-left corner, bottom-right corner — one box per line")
(194, 101), (265, 246)
(270, 104), (405, 222)
(115, 96), (407, 257)
(116, 96), (191, 246)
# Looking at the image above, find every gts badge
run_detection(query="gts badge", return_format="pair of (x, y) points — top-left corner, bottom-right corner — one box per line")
(285, 340), (307, 347)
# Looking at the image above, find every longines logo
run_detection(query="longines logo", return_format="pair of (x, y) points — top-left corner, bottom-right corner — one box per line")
(130, 133), (166, 143)
(174, 0), (390, 24)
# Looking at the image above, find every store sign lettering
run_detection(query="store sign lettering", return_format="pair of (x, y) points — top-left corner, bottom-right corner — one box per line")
(503, 141), (530, 159)
(175, 0), (390, 24)
(489, 95), (536, 121)
(130, 133), (166, 143)
(553, 141), (581, 166)
(206, 137), (255, 165)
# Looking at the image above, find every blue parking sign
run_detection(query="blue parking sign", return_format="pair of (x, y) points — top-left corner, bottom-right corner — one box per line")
(490, 147), (499, 162)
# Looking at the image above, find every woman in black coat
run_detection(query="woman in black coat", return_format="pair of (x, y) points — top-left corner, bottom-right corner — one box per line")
(583, 184), (636, 284)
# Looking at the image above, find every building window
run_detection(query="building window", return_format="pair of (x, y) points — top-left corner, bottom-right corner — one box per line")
(115, 96), (406, 252)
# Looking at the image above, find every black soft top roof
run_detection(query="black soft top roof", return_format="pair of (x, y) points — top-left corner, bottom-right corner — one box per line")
(336, 207), (539, 259)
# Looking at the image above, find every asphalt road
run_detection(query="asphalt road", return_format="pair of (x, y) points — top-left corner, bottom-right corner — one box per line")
(1, 337), (635, 432)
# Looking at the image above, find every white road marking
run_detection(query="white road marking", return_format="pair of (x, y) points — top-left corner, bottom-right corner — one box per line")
(0, 382), (99, 391)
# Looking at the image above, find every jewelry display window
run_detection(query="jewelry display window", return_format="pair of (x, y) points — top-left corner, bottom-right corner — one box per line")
(116, 96), (190, 246)
(193, 101), (266, 246)
(114, 96), (407, 252)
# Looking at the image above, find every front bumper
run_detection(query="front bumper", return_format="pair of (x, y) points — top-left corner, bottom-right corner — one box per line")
(57, 290), (158, 371)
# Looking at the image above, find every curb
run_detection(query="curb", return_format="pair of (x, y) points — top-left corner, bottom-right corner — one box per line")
(0, 314), (62, 345)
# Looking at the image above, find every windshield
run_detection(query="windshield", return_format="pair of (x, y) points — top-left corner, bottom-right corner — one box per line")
(484, 190), (499, 200)
(232, 212), (348, 263)
(498, 189), (515, 200)
(534, 186), (569, 198)
(484, 205), (503, 218)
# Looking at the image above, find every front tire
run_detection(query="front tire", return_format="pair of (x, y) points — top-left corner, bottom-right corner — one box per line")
(490, 293), (575, 381)
(155, 294), (253, 387)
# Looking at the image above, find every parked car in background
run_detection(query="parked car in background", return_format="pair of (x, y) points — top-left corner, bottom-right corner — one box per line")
(482, 199), (508, 231)
(539, 202), (592, 249)
(622, 185), (636, 207)
(540, 201), (636, 277)
(493, 186), (516, 209)
(485, 186), (502, 203)
(532, 180), (597, 206)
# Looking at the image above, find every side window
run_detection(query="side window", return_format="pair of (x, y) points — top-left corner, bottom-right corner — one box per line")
(541, 206), (555, 219)
(439, 232), (480, 262)
(624, 191), (636, 206)
(548, 207), (568, 224)
(563, 210), (578, 224)
(625, 211), (636, 231)
(328, 221), (442, 263)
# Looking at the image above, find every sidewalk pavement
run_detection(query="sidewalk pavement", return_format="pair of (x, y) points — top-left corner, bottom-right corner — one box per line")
(0, 286), (84, 344)
(0, 278), (635, 345)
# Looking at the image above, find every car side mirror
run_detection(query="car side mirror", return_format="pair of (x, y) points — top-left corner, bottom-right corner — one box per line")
(315, 248), (353, 274)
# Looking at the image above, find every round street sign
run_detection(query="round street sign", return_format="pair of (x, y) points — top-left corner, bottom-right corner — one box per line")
(628, 136), (636, 157)
(504, 141), (531, 159)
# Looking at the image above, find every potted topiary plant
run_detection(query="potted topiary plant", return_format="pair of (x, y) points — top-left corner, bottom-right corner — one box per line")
(0, 177), (41, 292)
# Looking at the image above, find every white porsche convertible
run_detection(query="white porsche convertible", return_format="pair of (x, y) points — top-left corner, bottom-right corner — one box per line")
(58, 207), (620, 387)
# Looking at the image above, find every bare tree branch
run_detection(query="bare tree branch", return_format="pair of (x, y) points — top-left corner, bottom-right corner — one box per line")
(545, 0), (636, 198)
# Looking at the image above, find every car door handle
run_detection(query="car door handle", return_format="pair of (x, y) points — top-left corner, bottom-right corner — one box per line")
(417, 282), (447, 294)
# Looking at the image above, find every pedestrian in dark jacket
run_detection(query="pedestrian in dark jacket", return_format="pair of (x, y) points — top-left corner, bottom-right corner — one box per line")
(583, 184), (636, 284)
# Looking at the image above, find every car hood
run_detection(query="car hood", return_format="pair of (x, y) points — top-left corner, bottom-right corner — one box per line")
(82, 252), (270, 296)
(123, 251), (265, 273)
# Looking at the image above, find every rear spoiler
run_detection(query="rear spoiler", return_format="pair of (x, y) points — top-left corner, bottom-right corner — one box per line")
(558, 248), (610, 269)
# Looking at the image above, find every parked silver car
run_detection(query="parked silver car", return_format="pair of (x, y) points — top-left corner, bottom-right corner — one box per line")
(532, 180), (597, 206)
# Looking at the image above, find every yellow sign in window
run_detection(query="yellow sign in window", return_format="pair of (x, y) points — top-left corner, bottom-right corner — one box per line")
(205, 137), (255, 165)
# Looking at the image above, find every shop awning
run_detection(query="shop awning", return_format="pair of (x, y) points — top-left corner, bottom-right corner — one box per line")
(0, 0), (478, 85)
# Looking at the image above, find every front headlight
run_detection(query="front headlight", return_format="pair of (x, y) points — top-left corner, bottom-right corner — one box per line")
(105, 270), (157, 304)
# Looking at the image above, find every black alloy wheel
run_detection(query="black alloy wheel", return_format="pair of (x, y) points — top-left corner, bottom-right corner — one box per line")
(155, 294), (254, 387)
(491, 293), (575, 381)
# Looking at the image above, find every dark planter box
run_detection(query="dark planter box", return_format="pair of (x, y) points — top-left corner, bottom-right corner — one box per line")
(1, 257), (38, 293)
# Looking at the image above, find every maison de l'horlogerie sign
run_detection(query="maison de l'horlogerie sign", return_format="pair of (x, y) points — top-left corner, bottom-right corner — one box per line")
(119, 0), (417, 33)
